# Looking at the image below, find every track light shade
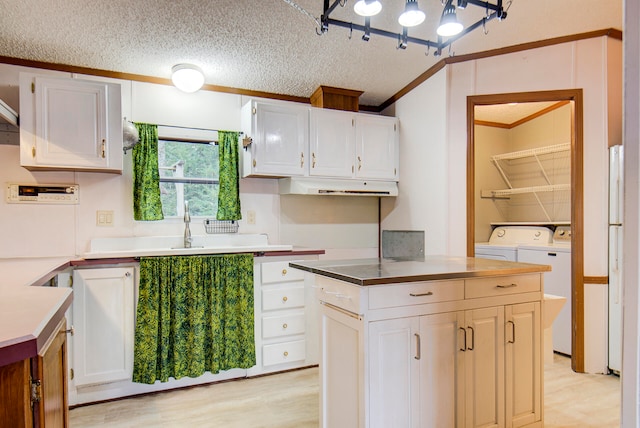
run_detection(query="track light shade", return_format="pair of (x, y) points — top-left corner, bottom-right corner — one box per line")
(354, 0), (382, 17)
(437, 0), (463, 37)
(398, 0), (425, 27)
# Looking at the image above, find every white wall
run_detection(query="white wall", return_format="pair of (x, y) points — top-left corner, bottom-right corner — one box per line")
(0, 64), (378, 259)
(380, 69), (449, 256)
(474, 125), (509, 241)
(622, 0), (640, 423)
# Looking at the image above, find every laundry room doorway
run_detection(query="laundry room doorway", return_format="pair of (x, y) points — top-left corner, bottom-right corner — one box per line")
(465, 89), (586, 372)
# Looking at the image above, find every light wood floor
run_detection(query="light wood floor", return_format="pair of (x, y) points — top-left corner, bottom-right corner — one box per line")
(70, 354), (620, 427)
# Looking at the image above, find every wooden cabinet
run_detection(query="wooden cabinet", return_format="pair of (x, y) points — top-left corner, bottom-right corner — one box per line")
(309, 108), (399, 180)
(241, 101), (309, 177)
(317, 274), (543, 428)
(19, 73), (123, 173)
(249, 255), (319, 376)
(0, 317), (69, 428)
(71, 267), (135, 388)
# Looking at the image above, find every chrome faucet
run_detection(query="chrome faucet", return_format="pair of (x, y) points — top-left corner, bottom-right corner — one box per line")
(184, 200), (192, 248)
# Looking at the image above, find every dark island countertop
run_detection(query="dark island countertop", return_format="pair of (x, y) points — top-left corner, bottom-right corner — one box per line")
(289, 256), (551, 286)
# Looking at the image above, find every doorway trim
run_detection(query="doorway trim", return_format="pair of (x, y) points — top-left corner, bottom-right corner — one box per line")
(466, 89), (585, 372)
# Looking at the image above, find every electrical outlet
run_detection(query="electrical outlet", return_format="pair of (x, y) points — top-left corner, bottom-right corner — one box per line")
(97, 210), (114, 226)
(246, 210), (256, 225)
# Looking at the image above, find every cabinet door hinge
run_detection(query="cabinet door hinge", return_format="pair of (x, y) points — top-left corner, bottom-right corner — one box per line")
(31, 81), (35, 94)
(252, 107), (257, 115)
(30, 378), (41, 407)
(31, 146), (36, 158)
(394, 123), (397, 131)
(70, 368), (74, 380)
(69, 275), (73, 287)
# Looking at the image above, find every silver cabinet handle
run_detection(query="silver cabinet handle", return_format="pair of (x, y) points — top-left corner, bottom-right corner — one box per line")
(409, 291), (433, 297)
(467, 326), (475, 351)
(414, 333), (421, 360)
(496, 283), (517, 288)
(507, 320), (515, 344)
(459, 327), (467, 352)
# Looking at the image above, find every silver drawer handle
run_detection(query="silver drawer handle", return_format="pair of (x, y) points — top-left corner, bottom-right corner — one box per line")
(323, 290), (351, 299)
(409, 291), (434, 297)
(496, 283), (517, 288)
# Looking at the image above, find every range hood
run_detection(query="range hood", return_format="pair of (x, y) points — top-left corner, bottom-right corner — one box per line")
(278, 177), (398, 197)
(0, 98), (18, 128)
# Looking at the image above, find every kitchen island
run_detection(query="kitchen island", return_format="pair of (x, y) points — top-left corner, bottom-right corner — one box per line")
(290, 256), (551, 428)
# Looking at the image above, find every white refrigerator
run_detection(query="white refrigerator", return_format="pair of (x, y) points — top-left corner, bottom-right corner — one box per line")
(609, 145), (623, 373)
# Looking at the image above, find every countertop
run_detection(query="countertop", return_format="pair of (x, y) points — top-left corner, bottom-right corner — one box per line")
(0, 257), (72, 366)
(289, 256), (552, 286)
(0, 247), (323, 368)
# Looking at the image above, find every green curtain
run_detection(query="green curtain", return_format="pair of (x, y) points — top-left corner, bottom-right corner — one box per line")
(133, 254), (255, 384)
(132, 123), (164, 221)
(216, 131), (242, 220)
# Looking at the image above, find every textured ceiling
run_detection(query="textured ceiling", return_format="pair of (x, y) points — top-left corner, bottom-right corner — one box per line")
(0, 0), (622, 107)
(475, 101), (559, 125)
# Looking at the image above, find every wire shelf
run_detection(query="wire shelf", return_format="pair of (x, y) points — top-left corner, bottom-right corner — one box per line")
(203, 219), (239, 234)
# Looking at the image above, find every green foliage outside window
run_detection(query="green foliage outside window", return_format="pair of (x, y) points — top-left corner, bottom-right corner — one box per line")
(158, 139), (219, 217)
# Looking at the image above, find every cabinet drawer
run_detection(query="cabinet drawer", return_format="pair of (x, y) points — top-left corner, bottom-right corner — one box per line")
(263, 313), (306, 339)
(262, 286), (305, 311)
(465, 274), (541, 299)
(317, 278), (363, 315)
(263, 340), (306, 366)
(368, 280), (464, 309)
(262, 261), (305, 284)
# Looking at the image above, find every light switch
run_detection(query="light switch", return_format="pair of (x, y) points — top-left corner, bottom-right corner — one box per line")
(97, 210), (114, 226)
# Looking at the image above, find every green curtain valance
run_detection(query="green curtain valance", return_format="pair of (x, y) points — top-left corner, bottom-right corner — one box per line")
(132, 123), (164, 221)
(132, 254), (255, 384)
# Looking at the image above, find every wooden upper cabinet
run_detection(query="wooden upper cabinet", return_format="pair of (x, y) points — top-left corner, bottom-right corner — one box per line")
(19, 73), (123, 173)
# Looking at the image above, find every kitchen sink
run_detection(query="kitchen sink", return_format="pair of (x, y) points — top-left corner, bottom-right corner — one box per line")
(83, 234), (293, 259)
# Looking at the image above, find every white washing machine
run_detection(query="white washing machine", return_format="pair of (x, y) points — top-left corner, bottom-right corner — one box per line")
(519, 226), (572, 355)
(474, 225), (554, 261)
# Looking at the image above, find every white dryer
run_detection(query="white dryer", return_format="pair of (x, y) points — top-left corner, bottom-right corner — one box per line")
(474, 226), (554, 261)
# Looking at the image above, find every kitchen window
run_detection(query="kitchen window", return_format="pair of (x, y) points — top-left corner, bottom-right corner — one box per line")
(157, 128), (219, 218)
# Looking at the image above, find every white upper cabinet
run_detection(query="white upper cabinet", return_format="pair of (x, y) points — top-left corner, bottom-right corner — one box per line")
(241, 100), (309, 177)
(310, 107), (399, 181)
(241, 100), (399, 181)
(19, 73), (123, 173)
(309, 108), (355, 178)
(355, 114), (399, 180)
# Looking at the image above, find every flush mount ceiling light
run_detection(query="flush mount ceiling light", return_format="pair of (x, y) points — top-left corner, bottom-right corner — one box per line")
(354, 0), (382, 16)
(316, 0), (509, 56)
(437, 0), (464, 36)
(398, 0), (426, 27)
(171, 64), (205, 93)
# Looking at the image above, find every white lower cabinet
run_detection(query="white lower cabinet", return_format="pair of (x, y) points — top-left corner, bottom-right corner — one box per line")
(71, 267), (135, 389)
(249, 255), (319, 376)
(318, 274), (543, 428)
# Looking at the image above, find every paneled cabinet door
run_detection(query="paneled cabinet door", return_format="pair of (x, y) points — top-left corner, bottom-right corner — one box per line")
(419, 311), (466, 428)
(355, 114), (399, 180)
(242, 101), (308, 177)
(464, 306), (505, 428)
(72, 267), (135, 387)
(309, 108), (355, 178)
(505, 302), (542, 428)
(19, 74), (122, 172)
(369, 317), (419, 428)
